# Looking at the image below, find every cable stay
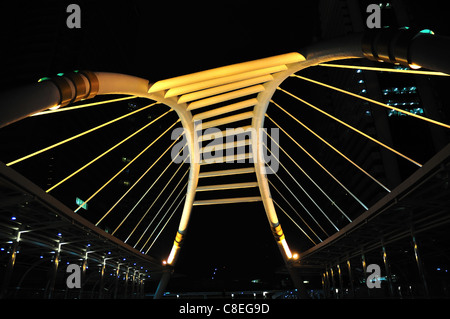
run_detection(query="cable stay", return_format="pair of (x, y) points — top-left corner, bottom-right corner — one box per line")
(272, 199), (318, 245)
(269, 179), (322, 243)
(139, 182), (188, 252)
(276, 87), (423, 167)
(31, 96), (139, 116)
(7, 101), (162, 166)
(270, 99), (391, 193)
(264, 141), (346, 229)
(47, 109), (173, 192)
(144, 193), (187, 255)
(135, 175), (189, 250)
(74, 120), (180, 213)
(289, 74), (450, 129)
(264, 128), (350, 222)
(125, 166), (190, 244)
(318, 63), (449, 77)
(96, 138), (187, 227)
(266, 114), (369, 211)
(113, 149), (189, 237)
(265, 163), (330, 237)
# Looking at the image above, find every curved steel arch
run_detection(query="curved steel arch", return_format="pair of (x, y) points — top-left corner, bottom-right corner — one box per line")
(1, 28), (449, 296)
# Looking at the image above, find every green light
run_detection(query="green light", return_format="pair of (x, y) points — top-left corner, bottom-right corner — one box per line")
(57, 72), (64, 76)
(38, 77), (51, 83)
(76, 197), (88, 210)
(420, 29), (435, 35)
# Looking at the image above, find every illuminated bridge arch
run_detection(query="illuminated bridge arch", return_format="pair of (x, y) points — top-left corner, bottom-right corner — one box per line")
(1, 28), (449, 298)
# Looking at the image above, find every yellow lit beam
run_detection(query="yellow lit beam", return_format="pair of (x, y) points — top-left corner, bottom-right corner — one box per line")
(122, 163), (190, 242)
(148, 52), (304, 93)
(318, 63), (449, 76)
(134, 172), (189, 249)
(290, 74), (450, 130)
(73, 120), (180, 213)
(264, 129), (349, 222)
(7, 101), (160, 166)
(270, 100), (391, 193)
(266, 114), (370, 210)
(46, 109), (172, 193)
(31, 96), (139, 116)
(144, 194), (187, 255)
(264, 141), (348, 227)
(271, 190), (319, 245)
(95, 136), (185, 227)
(276, 87), (423, 167)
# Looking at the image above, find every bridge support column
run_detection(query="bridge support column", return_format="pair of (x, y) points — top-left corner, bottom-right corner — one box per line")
(330, 266), (337, 299)
(337, 263), (344, 299)
(323, 268), (331, 298)
(361, 251), (371, 297)
(46, 242), (61, 299)
(154, 267), (173, 299)
(347, 259), (355, 298)
(412, 233), (429, 297)
(381, 242), (394, 297)
(113, 264), (120, 299)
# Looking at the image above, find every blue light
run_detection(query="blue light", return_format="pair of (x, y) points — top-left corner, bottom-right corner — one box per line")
(11, 216), (16, 221)
(437, 267), (441, 271)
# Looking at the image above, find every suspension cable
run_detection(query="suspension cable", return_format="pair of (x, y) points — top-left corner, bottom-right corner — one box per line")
(266, 114), (369, 211)
(318, 63), (449, 77)
(273, 199), (318, 245)
(276, 87), (423, 167)
(96, 137), (186, 227)
(136, 177), (189, 249)
(125, 165), (189, 243)
(47, 109), (173, 192)
(111, 145), (188, 235)
(290, 74), (450, 129)
(31, 96), (139, 116)
(7, 101), (161, 166)
(145, 193), (187, 255)
(264, 141), (345, 228)
(264, 128), (350, 221)
(139, 181), (188, 251)
(269, 179), (322, 243)
(270, 99), (391, 193)
(265, 161), (330, 237)
(74, 120), (180, 213)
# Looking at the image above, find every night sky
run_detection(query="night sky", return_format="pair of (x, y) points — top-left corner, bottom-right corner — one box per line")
(1, 1), (450, 292)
